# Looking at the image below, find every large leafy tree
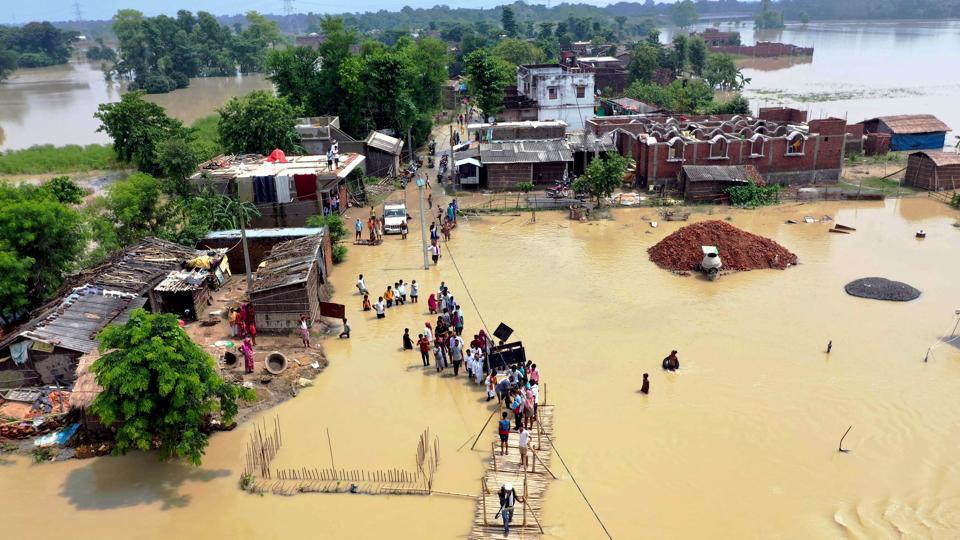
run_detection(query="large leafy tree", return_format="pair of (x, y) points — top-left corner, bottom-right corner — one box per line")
(703, 53), (743, 91)
(670, 0), (699, 28)
(573, 153), (629, 208)
(0, 185), (85, 309)
(91, 309), (249, 465)
(0, 243), (33, 318)
(501, 6), (519, 37)
(233, 11), (283, 73)
(492, 38), (547, 67)
(95, 91), (190, 176)
(101, 172), (165, 245)
(628, 43), (660, 84)
(217, 90), (303, 155)
(688, 37), (708, 76)
(464, 48), (513, 118)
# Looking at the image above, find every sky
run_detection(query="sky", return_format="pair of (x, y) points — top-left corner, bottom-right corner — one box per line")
(8, 0), (673, 24)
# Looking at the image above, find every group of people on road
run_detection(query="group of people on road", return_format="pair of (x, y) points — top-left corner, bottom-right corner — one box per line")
(356, 274), (421, 321)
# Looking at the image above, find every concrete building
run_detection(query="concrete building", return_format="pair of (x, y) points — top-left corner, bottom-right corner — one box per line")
(191, 152), (365, 227)
(511, 64), (595, 130)
(692, 28), (741, 47)
(589, 107), (848, 188)
(295, 117), (364, 155)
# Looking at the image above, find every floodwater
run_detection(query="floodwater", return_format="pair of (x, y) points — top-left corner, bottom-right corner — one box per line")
(684, 20), (960, 144)
(0, 62), (273, 151)
(3, 190), (960, 539)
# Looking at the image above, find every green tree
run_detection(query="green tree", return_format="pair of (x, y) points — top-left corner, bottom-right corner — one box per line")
(232, 11), (283, 73)
(101, 172), (165, 245)
(492, 38), (547, 67)
(91, 309), (249, 465)
(158, 137), (201, 196)
(0, 49), (19, 81)
(799, 11), (811, 24)
(670, 0), (699, 28)
(671, 35), (689, 73)
(614, 16), (628, 38)
(628, 43), (660, 83)
(703, 54), (742, 90)
(625, 81), (672, 109)
(537, 22), (554, 40)
(755, 0), (786, 29)
(688, 37), (707, 76)
(501, 6), (518, 37)
(573, 154), (629, 208)
(464, 48), (513, 118)
(707, 94), (752, 115)
(217, 91), (303, 155)
(95, 91), (190, 176)
(0, 243), (33, 318)
(39, 176), (85, 205)
(401, 37), (451, 115)
(0, 184), (85, 306)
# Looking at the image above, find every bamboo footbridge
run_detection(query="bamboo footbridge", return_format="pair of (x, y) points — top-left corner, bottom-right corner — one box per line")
(469, 402), (556, 539)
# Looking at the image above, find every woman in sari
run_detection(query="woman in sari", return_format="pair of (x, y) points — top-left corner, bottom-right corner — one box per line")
(240, 337), (255, 374)
(427, 293), (438, 314)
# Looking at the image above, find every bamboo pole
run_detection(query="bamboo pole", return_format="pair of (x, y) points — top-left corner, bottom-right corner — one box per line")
(482, 478), (488, 525)
(470, 408), (500, 451)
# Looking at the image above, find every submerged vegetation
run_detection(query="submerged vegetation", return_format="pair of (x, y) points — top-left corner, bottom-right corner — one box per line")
(0, 145), (121, 176)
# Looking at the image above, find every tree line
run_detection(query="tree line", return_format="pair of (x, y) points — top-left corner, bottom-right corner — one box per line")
(0, 22), (77, 81)
(266, 17), (449, 148)
(110, 9), (282, 93)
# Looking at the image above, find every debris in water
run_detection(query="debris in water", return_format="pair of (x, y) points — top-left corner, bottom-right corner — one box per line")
(648, 220), (798, 272)
(844, 277), (921, 301)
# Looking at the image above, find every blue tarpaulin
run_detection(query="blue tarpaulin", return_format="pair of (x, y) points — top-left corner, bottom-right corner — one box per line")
(890, 132), (946, 151)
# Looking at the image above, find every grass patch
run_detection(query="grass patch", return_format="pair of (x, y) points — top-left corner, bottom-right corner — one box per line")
(839, 177), (916, 196)
(845, 152), (907, 166)
(0, 144), (121, 175)
(191, 115), (224, 161)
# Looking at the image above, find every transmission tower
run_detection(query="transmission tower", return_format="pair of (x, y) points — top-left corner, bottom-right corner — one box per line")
(73, 0), (83, 22)
(282, 0), (295, 16)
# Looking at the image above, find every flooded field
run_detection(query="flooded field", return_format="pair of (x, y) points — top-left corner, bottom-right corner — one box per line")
(3, 194), (960, 539)
(0, 62), (273, 151)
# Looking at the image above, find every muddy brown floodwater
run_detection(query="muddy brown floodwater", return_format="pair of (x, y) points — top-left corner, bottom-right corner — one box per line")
(2, 195), (960, 539)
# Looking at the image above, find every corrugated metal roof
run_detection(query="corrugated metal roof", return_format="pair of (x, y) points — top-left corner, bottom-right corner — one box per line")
(913, 151), (960, 167)
(365, 131), (405, 154)
(479, 140), (573, 164)
(872, 114), (950, 134)
(202, 228), (324, 240)
(611, 97), (664, 114)
(17, 294), (139, 354)
(682, 165), (757, 183)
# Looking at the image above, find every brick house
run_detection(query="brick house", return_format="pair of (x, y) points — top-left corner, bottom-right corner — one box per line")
(588, 107), (848, 188)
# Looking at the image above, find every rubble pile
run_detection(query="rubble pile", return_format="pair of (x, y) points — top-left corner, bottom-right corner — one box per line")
(648, 220), (798, 272)
(844, 277), (921, 301)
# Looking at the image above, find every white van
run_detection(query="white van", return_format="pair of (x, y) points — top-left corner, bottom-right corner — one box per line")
(382, 203), (407, 234)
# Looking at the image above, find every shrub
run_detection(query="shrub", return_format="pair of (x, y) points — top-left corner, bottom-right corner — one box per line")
(332, 244), (348, 263)
(727, 181), (781, 207)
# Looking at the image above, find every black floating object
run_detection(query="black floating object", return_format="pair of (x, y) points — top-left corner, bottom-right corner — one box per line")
(493, 322), (514, 342)
(844, 277), (921, 302)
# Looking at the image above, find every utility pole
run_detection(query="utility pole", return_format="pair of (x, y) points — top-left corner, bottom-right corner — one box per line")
(448, 124), (456, 191)
(72, 0), (83, 22)
(417, 178), (429, 269)
(240, 210), (254, 291)
(407, 126), (415, 167)
(282, 0), (295, 16)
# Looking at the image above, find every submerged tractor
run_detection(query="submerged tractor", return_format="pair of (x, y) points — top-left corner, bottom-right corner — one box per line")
(700, 246), (722, 281)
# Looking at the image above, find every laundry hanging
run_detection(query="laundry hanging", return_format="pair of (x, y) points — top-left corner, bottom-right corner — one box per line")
(236, 176), (255, 202)
(293, 174), (318, 200)
(274, 174), (292, 203)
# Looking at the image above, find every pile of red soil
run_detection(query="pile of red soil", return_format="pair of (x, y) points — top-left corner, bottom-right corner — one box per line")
(648, 220), (797, 272)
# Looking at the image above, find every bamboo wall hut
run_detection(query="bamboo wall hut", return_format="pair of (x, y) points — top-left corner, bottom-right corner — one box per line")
(904, 151), (960, 191)
(250, 233), (329, 333)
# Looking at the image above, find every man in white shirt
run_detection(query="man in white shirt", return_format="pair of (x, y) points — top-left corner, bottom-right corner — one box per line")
(518, 426), (530, 471)
(410, 280), (420, 303)
(397, 281), (406, 304)
(374, 297), (385, 319)
(356, 274), (367, 295)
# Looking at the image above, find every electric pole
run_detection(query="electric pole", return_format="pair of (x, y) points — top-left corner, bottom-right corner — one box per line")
(282, 0), (295, 16)
(417, 178), (429, 269)
(73, 0), (83, 22)
(239, 210), (254, 291)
